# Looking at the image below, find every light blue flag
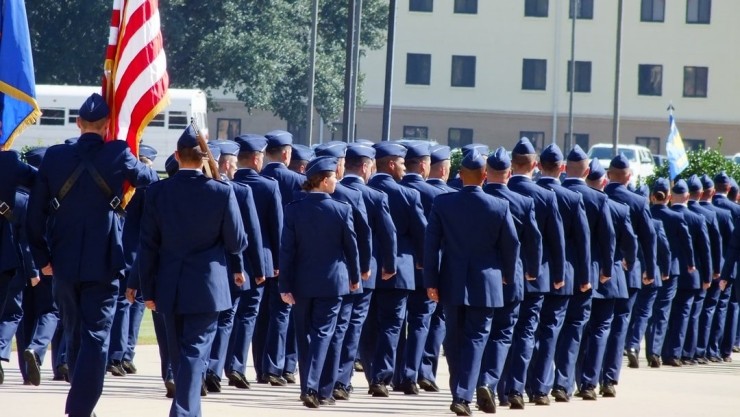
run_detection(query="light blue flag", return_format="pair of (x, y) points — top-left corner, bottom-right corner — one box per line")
(666, 114), (689, 180)
(0, 0), (41, 149)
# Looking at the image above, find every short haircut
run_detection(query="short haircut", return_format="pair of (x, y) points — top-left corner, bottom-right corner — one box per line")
(345, 156), (371, 170)
(539, 160), (561, 173)
(266, 145), (291, 158)
(178, 146), (206, 164)
(511, 153), (535, 169)
(79, 117), (108, 131)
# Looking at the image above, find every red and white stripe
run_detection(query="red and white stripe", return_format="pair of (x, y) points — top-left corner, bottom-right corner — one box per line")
(102, 0), (169, 156)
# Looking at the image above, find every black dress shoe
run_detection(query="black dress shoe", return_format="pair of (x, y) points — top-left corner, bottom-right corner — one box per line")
(353, 360), (364, 372)
(581, 386), (597, 401)
(399, 380), (419, 395)
(368, 383), (389, 397)
(282, 372), (296, 384)
(733, 346), (740, 353)
(303, 392), (320, 408)
(476, 386), (496, 414)
(226, 371), (251, 389)
(509, 392), (525, 409)
(319, 396), (336, 406)
(626, 348), (639, 369)
(165, 379), (176, 398)
(696, 357), (708, 365)
(418, 378), (440, 392)
(256, 374), (269, 384)
(533, 393), (550, 405)
(24, 349), (42, 386)
(708, 356), (722, 363)
(601, 382), (616, 398)
(722, 356), (733, 363)
(333, 385), (350, 400)
(664, 357), (682, 367)
(205, 373), (221, 393)
(647, 354), (661, 368)
(451, 400), (472, 416)
(121, 360), (137, 374)
(681, 357), (697, 366)
(551, 386), (569, 402)
(108, 360), (126, 377)
(0, 361), (3, 385)
(266, 373), (287, 386)
(201, 381), (208, 397)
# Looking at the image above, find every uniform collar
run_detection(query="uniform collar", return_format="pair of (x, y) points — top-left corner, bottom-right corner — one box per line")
(563, 177), (585, 183)
(403, 173), (424, 181)
(343, 174), (365, 184)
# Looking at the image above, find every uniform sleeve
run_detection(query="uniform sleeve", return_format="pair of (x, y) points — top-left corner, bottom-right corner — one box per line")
(378, 193), (398, 274)
(522, 200), (542, 279)
(498, 205), (521, 284)
(423, 204), (443, 290)
(545, 194), (566, 283)
(655, 222), (671, 279)
(574, 197), (592, 286)
(678, 218), (695, 270)
(352, 194), (372, 274)
(26, 166), (52, 269)
(342, 207), (360, 285)
(241, 187), (266, 278)
(598, 198), (616, 278)
(269, 185), (283, 272)
(278, 206), (297, 294)
(707, 215), (722, 275)
(222, 187), (248, 265)
(721, 223), (740, 281)
(409, 191), (428, 264)
(635, 201), (657, 279)
(15, 194), (38, 279)
(621, 213), (638, 267)
(694, 220), (712, 283)
(138, 188), (161, 302)
(123, 150), (159, 188)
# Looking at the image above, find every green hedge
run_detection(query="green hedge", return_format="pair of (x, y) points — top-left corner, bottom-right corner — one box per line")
(646, 138), (740, 187)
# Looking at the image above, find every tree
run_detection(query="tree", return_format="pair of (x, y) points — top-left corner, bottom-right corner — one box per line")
(26, 0), (388, 135)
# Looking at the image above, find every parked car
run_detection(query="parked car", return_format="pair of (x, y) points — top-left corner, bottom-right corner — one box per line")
(653, 154), (667, 167)
(587, 143), (656, 185)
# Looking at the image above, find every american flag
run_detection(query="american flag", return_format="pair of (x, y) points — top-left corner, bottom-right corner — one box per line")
(102, 0), (169, 156)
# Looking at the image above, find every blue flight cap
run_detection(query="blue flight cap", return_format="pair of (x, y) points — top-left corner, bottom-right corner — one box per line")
(687, 175), (703, 193)
(212, 139), (239, 157)
(672, 179), (689, 194)
(265, 130), (293, 149)
(165, 153), (179, 177)
(207, 142), (221, 160)
(64, 137), (78, 145)
(512, 137), (536, 155)
(403, 141), (431, 160)
(177, 125), (199, 149)
(586, 159), (605, 181)
(487, 146), (511, 171)
(139, 144), (158, 161)
(610, 154), (630, 169)
(234, 134), (268, 153)
(567, 145), (588, 162)
(700, 174), (714, 190)
(373, 142), (407, 159)
(347, 144), (376, 159)
(78, 93), (109, 122)
(714, 171), (730, 185)
(24, 147), (47, 169)
(462, 143), (489, 156)
(305, 156), (338, 177)
(429, 145), (451, 164)
(634, 184), (650, 198)
(653, 178), (670, 194)
(291, 144), (314, 162)
(355, 139), (375, 146)
(540, 143), (564, 164)
(315, 141), (348, 158)
(461, 149), (485, 170)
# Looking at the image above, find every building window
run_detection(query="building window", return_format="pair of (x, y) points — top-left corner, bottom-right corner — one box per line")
(525, 0), (548, 17)
(454, 0), (477, 14)
(683, 66), (708, 98)
(638, 64), (662, 96)
(563, 133), (590, 150)
(406, 53), (432, 85)
(403, 125), (429, 139)
(569, 0), (594, 19)
(448, 128), (474, 148)
(149, 113), (165, 128)
(641, 0), (665, 22)
(687, 0), (711, 24)
(39, 108), (65, 126)
(409, 0), (433, 12)
(684, 138), (706, 151)
(520, 131), (546, 152)
(217, 118), (241, 140)
(636, 136), (661, 155)
(566, 60), (592, 93)
(451, 56), (476, 87)
(522, 59), (547, 91)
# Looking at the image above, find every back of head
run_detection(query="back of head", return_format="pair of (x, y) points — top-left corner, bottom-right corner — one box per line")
(460, 149), (486, 186)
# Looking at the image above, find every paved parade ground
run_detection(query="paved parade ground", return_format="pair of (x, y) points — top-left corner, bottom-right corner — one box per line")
(0, 345), (738, 417)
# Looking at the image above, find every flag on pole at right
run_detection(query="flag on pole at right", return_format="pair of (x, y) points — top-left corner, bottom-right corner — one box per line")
(666, 114), (689, 180)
